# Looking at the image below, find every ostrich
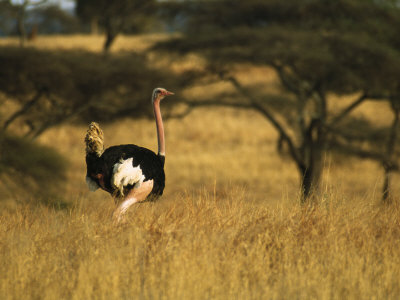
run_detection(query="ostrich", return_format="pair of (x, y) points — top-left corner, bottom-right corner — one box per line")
(84, 88), (174, 221)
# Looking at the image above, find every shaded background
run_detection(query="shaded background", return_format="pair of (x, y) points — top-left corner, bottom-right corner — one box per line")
(1, 0), (400, 207)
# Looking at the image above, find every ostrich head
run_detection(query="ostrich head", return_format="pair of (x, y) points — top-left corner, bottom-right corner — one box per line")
(152, 88), (174, 102)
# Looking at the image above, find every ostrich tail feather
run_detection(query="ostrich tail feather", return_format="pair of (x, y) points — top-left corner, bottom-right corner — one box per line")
(85, 122), (104, 157)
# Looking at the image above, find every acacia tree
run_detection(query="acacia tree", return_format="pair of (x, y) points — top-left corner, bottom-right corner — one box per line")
(157, 0), (400, 202)
(0, 47), (188, 139)
(75, 0), (156, 52)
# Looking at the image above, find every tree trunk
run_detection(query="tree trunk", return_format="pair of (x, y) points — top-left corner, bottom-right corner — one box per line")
(299, 118), (324, 203)
(382, 101), (400, 204)
(103, 30), (117, 52)
(17, 6), (26, 47)
(299, 148), (323, 203)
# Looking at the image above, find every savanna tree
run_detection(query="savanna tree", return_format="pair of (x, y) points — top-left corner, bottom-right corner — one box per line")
(75, 0), (156, 51)
(0, 47), (187, 139)
(156, 0), (400, 202)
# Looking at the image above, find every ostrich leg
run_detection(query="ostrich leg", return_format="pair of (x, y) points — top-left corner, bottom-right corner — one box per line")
(113, 180), (154, 222)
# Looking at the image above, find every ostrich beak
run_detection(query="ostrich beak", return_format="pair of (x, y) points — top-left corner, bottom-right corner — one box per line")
(164, 90), (174, 96)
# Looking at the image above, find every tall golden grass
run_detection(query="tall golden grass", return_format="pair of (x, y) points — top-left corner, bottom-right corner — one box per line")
(1, 193), (400, 299)
(1, 35), (400, 299)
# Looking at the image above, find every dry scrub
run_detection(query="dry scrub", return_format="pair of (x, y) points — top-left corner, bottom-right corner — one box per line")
(1, 192), (400, 299)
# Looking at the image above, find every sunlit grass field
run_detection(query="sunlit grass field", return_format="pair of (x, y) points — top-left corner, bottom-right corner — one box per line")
(1, 35), (400, 299)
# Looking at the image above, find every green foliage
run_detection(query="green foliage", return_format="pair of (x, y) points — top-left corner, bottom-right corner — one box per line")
(30, 5), (82, 34)
(0, 0), (17, 35)
(160, 0), (400, 116)
(76, 0), (157, 50)
(0, 46), (187, 137)
(0, 1), (81, 36)
(159, 0), (400, 96)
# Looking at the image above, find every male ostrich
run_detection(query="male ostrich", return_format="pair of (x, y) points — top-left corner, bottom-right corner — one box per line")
(84, 88), (174, 221)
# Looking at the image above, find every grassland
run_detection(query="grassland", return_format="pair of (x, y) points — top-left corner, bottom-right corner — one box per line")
(1, 35), (400, 299)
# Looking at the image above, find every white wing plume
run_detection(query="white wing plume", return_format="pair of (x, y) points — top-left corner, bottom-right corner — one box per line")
(112, 158), (145, 196)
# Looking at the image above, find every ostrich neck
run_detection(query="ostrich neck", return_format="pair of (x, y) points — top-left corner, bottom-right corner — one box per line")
(153, 98), (165, 156)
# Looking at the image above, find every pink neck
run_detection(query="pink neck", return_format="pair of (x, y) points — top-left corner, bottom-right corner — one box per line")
(153, 98), (165, 156)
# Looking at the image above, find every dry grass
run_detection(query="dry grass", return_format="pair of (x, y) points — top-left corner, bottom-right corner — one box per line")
(1, 35), (400, 299)
(1, 193), (400, 299)
(0, 34), (172, 53)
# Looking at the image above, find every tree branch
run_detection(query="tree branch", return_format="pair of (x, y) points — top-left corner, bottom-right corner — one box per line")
(181, 99), (254, 110)
(271, 63), (300, 95)
(329, 93), (367, 126)
(222, 74), (305, 169)
(330, 139), (399, 172)
(2, 88), (44, 131)
(164, 105), (195, 120)
(384, 101), (400, 168)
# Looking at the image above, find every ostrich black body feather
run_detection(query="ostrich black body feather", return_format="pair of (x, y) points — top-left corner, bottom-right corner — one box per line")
(86, 144), (165, 199)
